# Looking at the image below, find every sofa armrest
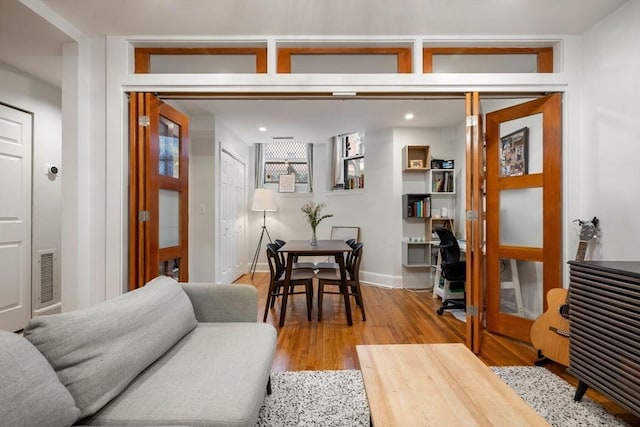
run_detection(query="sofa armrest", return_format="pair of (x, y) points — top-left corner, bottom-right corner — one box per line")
(180, 283), (258, 322)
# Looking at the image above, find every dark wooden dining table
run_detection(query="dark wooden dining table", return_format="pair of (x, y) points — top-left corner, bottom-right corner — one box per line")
(278, 240), (353, 327)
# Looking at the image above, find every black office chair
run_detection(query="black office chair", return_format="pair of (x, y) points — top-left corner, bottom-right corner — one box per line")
(433, 227), (466, 316)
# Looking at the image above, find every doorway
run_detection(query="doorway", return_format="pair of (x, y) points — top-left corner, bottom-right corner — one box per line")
(127, 92), (563, 354)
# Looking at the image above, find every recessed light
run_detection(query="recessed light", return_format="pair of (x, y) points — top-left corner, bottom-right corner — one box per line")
(404, 113), (414, 120)
(259, 126), (267, 132)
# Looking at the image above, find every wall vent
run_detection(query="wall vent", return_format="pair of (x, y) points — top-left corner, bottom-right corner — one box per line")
(35, 249), (59, 309)
(40, 252), (54, 303)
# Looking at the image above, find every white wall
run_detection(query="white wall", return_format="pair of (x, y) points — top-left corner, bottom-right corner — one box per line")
(396, 126), (462, 288)
(580, 0), (640, 260)
(188, 114), (216, 282)
(245, 124), (466, 289)
(0, 61), (62, 313)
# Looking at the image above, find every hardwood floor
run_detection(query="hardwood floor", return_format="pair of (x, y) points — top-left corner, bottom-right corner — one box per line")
(237, 273), (640, 426)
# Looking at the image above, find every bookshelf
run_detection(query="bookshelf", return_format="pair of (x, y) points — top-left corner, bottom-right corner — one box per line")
(429, 169), (455, 193)
(402, 193), (431, 219)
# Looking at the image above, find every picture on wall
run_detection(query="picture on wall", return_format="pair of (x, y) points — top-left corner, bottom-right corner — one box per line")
(278, 173), (296, 193)
(499, 127), (529, 177)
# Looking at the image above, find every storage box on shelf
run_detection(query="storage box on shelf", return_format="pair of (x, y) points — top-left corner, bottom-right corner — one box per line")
(429, 169), (455, 193)
(402, 145), (430, 172)
(402, 240), (431, 267)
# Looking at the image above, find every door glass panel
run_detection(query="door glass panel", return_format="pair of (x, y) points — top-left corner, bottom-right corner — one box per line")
(500, 258), (543, 319)
(159, 189), (180, 248)
(499, 113), (543, 175)
(159, 258), (180, 280)
(500, 188), (542, 247)
(159, 116), (180, 178)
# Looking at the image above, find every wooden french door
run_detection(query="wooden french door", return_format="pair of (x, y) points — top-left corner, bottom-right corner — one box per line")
(484, 94), (562, 342)
(465, 92), (485, 352)
(129, 93), (190, 289)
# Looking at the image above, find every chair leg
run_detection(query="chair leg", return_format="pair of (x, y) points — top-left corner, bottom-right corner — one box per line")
(306, 282), (313, 321)
(263, 282), (276, 322)
(352, 283), (366, 321)
(317, 281), (324, 321)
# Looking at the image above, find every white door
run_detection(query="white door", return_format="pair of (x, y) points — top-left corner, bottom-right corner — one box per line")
(220, 150), (246, 283)
(0, 104), (32, 332)
(232, 157), (246, 280)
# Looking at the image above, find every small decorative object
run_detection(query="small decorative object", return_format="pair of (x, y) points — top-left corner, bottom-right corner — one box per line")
(441, 159), (455, 169)
(301, 202), (333, 246)
(409, 159), (423, 169)
(279, 173), (296, 193)
(499, 127), (529, 177)
(431, 159), (444, 169)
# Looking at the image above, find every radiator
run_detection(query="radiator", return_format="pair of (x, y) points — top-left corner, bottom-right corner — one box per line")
(568, 261), (640, 418)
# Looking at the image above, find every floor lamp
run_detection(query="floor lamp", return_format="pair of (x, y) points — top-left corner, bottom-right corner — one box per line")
(250, 188), (278, 278)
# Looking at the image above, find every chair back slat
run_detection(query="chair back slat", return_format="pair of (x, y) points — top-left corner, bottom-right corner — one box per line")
(433, 227), (461, 266)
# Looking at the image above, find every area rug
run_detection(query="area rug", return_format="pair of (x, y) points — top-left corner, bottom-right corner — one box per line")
(256, 367), (629, 426)
(491, 367), (629, 427)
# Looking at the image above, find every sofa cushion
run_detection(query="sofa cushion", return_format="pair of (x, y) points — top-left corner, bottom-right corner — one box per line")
(83, 322), (277, 427)
(0, 330), (80, 427)
(23, 276), (197, 419)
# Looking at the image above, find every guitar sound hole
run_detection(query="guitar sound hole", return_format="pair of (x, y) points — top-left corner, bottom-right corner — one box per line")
(559, 304), (570, 319)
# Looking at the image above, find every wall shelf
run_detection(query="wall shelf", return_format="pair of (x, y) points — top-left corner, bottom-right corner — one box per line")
(402, 145), (431, 172)
(402, 241), (432, 267)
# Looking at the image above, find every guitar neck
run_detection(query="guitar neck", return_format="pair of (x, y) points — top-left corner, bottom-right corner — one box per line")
(576, 240), (588, 262)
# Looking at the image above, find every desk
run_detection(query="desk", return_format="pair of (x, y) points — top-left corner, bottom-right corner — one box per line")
(357, 343), (549, 426)
(432, 241), (524, 316)
(279, 240), (353, 327)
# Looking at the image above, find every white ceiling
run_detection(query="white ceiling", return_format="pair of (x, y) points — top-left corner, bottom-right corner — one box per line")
(175, 97), (466, 143)
(0, 0), (627, 141)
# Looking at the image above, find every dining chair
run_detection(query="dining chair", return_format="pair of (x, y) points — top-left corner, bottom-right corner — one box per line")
(273, 239), (316, 269)
(263, 243), (314, 323)
(314, 238), (358, 270)
(316, 242), (366, 321)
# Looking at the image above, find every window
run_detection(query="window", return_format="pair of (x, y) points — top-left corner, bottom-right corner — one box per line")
(257, 142), (313, 192)
(332, 133), (365, 190)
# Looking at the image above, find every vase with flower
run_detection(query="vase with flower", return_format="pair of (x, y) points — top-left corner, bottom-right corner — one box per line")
(301, 202), (333, 246)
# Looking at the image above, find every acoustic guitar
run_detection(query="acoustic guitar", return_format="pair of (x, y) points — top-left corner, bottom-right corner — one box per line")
(530, 217), (599, 366)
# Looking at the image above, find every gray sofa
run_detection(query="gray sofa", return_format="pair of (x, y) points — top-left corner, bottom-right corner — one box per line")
(0, 276), (277, 427)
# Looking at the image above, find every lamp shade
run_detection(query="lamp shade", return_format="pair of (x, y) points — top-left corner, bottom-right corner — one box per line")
(252, 188), (278, 212)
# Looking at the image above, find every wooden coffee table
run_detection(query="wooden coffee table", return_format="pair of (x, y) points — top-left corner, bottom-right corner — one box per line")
(356, 343), (549, 426)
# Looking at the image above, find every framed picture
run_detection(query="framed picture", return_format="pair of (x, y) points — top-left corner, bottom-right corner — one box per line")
(278, 173), (295, 193)
(499, 127), (529, 177)
(409, 159), (423, 169)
